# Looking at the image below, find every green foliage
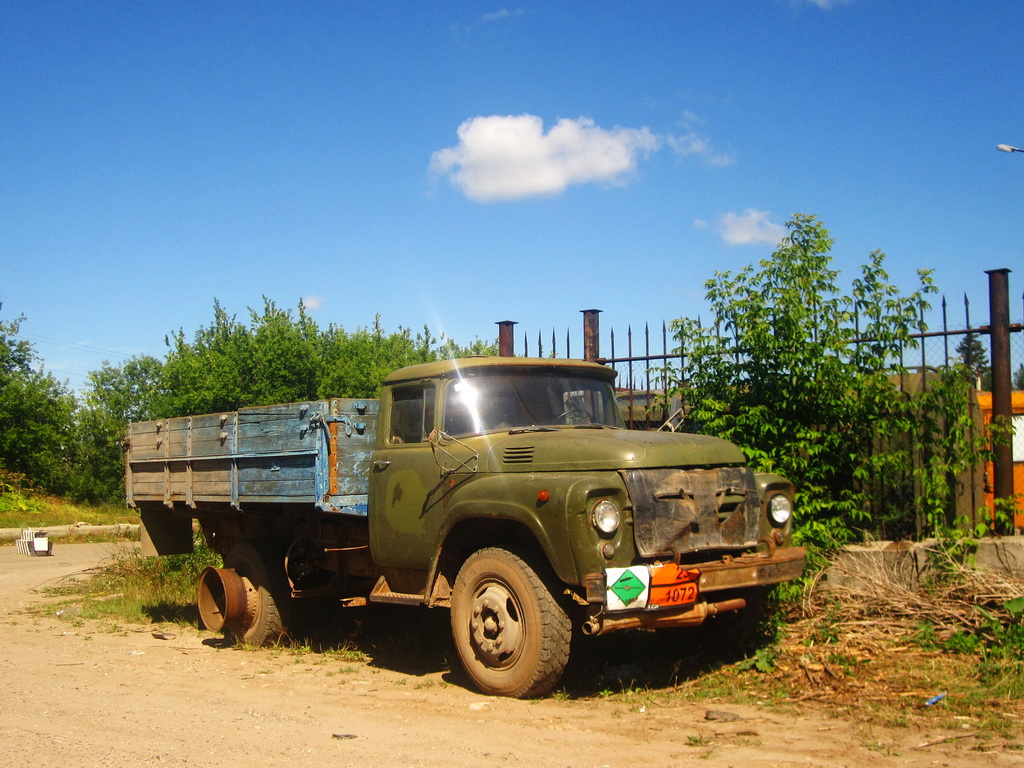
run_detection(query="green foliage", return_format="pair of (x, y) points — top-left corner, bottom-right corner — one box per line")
(914, 597), (1024, 665)
(954, 333), (990, 389)
(0, 468), (46, 515)
(735, 645), (779, 673)
(83, 355), (164, 425)
(0, 314), (81, 497)
(975, 600), (1024, 661)
(67, 355), (165, 503)
(668, 214), (986, 546)
(316, 315), (443, 400)
(1, 297), (496, 503)
(151, 299), (498, 418)
(63, 537), (222, 624)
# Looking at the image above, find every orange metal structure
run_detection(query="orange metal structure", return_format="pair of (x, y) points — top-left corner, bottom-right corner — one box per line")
(976, 391), (1024, 530)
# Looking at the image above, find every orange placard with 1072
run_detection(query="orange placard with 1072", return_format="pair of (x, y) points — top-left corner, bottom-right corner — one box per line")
(648, 564), (700, 608)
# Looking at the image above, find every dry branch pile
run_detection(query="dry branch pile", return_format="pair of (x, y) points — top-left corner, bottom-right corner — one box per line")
(801, 545), (1024, 644)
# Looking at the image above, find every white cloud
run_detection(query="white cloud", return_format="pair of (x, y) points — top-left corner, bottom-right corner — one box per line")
(670, 111), (735, 166)
(668, 133), (735, 166)
(698, 209), (787, 246)
(429, 114), (660, 202)
(301, 295), (324, 311)
(798, 0), (853, 8)
(481, 9), (524, 23)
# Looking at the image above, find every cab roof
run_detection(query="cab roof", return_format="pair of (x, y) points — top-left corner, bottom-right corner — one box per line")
(383, 356), (617, 386)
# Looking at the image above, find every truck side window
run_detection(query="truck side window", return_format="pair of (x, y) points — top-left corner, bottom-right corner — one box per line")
(389, 385), (435, 444)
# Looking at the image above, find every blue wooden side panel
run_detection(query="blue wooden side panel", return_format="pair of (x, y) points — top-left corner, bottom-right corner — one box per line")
(190, 458), (233, 499)
(187, 413), (235, 457)
(126, 399), (379, 516)
(237, 402), (320, 455)
(238, 454), (317, 501)
(321, 399), (378, 515)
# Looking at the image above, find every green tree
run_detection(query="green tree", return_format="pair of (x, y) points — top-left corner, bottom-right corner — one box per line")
(153, 300), (257, 417)
(248, 298), (321, 405)
(669, 214), (979, 545)
(317, 317), (441, 399)
(0, 314), (79, 496)
(72, 355), (165, 502)
(955, 333), (990, 389)
(151, 300), (498, 417)
(1, 300), (498, 502)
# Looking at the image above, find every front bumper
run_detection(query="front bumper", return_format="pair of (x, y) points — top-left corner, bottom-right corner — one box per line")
(581, 545), (806, 636)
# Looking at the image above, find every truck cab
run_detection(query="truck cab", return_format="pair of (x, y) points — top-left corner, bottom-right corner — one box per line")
(367, 357), (804, 696)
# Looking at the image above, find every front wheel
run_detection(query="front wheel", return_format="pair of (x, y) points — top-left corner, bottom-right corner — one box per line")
(450, 547), (571, 698)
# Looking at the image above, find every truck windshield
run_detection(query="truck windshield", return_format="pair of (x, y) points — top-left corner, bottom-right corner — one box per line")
(442, 373), (625, 436)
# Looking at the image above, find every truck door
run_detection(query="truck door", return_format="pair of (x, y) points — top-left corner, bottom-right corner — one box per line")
(369, 382), (445, 568)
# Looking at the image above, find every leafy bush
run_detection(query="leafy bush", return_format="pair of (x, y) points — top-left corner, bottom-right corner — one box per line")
(0, 468), (46, 516)
(668, 214), (986, 546)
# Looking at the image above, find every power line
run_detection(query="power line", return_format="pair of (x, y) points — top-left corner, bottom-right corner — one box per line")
(20, 332), (135, 360)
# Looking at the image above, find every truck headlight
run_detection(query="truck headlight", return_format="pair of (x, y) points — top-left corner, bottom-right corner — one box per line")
(768, 494), (793, 527)
(591, 500), (621, 535)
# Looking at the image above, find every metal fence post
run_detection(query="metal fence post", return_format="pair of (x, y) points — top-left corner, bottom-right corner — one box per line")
(582, 309), (601, 362)
(986, 268), (1014, 529)
(497, 320), (517, 357)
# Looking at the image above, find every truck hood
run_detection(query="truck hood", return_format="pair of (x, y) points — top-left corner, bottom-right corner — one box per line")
(475, 427), (747, 472)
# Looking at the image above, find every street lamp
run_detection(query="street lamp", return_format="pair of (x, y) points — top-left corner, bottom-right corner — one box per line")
(997, 143), (1024, 153)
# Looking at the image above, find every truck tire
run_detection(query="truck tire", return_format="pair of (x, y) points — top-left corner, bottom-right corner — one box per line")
(222, 541), (290, 646)
(451, 546), (571, 698)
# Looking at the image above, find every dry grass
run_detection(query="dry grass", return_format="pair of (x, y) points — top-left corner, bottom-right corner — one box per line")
(803, 545), (1024, 639)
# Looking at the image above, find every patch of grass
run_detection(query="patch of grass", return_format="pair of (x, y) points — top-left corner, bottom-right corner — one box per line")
(48, 537), (220, 625)
(321, 644), (370, 663)
(0, 491), (138, 530)
(327, 666), (358, 677)
(686, 731), (714, 747)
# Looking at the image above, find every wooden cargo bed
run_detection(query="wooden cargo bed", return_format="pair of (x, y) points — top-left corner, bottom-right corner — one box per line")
(126, 399), (378, 516)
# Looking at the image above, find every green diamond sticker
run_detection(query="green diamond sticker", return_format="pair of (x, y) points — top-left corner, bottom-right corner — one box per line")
(610, 570), (645, 605)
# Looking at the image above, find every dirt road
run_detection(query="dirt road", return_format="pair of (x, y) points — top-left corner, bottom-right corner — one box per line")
(0, 543), (1014, 767)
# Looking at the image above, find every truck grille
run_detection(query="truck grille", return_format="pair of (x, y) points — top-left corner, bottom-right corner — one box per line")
(621, 467), (760, 558)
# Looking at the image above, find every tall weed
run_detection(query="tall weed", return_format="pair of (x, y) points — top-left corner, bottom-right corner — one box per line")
(66, 537), (221, 624)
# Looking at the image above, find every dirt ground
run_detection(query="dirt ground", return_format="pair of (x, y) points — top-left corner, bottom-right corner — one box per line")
(0, 543), (1018, 768)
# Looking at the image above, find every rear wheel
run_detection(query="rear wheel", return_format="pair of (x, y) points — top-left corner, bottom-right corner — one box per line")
(450, 547), (571, 698)
(220, 541), (290, 645)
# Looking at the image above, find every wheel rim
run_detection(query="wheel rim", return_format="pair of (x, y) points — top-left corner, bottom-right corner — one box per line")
(197, 566), (252, 632)
(469, 581), (525, 668)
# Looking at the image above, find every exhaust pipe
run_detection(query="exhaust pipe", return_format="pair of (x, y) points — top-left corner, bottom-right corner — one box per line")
(582, 597), (747, 636)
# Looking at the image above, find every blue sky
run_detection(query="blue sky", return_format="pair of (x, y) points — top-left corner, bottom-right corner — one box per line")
(2, 0), (1022, 391)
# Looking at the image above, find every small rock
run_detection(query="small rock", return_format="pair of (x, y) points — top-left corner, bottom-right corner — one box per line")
(705, 710), (741, 722)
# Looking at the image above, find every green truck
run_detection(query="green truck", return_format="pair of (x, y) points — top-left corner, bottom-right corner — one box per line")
(127, 356), (805, 697)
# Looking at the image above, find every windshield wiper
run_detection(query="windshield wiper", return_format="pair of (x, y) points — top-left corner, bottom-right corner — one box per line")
(508, 425), (558, 435)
